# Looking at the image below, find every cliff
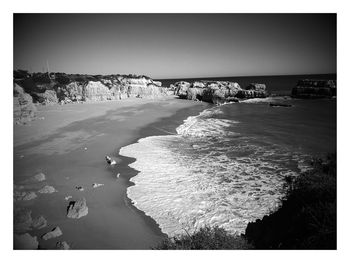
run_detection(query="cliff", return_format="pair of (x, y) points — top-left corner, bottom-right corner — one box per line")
(14, 71), (168, 105)
(292, 79), (336, 99)
(13, 83), (37, 124)
(173, 81), (267, 104)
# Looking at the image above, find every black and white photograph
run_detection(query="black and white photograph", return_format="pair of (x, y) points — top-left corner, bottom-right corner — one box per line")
(6, 0), (346, 256)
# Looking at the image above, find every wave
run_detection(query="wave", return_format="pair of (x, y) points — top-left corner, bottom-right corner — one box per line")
(119, 106), (311, 237)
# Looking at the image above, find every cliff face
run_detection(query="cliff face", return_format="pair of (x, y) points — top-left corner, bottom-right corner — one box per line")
(14, 71), (168, 104)
(13, 83), (37, 124)
(174, 81), (267, 104)
(292, 79), (336, 98)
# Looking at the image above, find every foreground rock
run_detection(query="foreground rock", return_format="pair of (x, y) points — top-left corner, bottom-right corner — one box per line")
(14, 208), (32, 233)
(38, 185), (57, 194)
(292, 79), (336, 98)
(14, 190), (37, 201)
(173, 81), (267, 104)
(14, 233), (39, 249)
(42, 226), (62, 240)
(32, 215), (47, 229)
(56, 241), (70, 250)
(13, 83), (37, 124)
(67, 198), (88, 219)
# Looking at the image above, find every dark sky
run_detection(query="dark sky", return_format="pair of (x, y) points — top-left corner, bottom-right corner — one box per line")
(14, 14), (336, 78)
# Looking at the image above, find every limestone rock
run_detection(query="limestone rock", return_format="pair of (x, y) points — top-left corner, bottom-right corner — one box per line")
(14, 233), (39, 249)
(38, 185), (57, 194)
(42, 226), (62, 240)
(67, 198), (88, 219)
(13, 83), (37, 124)
(33, 172), (46, 182)
(32, 215), (47, 229)
(56, 241), (70, 250)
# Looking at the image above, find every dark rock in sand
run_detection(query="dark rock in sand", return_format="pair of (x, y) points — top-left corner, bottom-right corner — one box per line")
(14, 233), (39, 249)
(42, 226), (62, 240)
(67, 198), (88, 219)
(292, 79), (336, 99)
(56, 241), (70, 250)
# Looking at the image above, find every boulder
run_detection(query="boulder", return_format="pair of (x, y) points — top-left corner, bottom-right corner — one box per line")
(33, 172), (46, 182)
(56, 241), (70, 250)
(42, 226), (62, 240)
(38, 185), (57, 194)
(32, 215), (47, 229)
(92, 183), (104, 188)
(67, 198), (88, 219)
(14, 233), (39, 249)
(14, 208), (32, 233)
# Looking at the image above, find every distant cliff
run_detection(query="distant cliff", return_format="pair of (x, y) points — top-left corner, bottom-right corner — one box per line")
(292, 79), (336, 99)
(172, 81), (268, 104)
(14, 70), (169, 105)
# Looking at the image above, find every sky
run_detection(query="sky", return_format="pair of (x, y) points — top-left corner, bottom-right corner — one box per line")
(14, 14), (336, 79)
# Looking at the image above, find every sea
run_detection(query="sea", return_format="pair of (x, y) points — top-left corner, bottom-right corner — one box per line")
(119, 74), (336, 237)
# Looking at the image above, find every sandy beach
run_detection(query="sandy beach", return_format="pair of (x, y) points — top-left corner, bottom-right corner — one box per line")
(14, 97), (209, 249)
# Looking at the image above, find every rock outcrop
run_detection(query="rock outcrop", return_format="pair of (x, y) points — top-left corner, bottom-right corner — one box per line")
(32, 215), (47, 229)
(13, 83), (37, 124)
(14, 233), (39, 249)
(67, 198), (88, 219)
(14, 190), (37, 201)
(38, 185), (57, 194)
(56, 241), (70, 249)
(174, 81), (267, 104)
(42, 226), (62, 240)
(292, 79), (336, 98)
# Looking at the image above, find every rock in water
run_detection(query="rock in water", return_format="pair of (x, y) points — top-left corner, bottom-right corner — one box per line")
(56, 241), (70, 250)
(14, 208), (32, 233)
(14, 233), (39, 249)
(42, 226), (62, 240)
(32, 215), (47, 229)
(67, 198), (88, 219)
(38, 185), (57, 194)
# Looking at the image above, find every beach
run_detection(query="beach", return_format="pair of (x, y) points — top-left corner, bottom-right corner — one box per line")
(14, 97), (209, 249)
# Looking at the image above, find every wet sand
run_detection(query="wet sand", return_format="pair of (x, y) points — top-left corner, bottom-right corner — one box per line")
(14, 97), (209, 249)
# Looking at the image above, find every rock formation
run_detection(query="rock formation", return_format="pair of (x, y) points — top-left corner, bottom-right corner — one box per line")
(14, 233), (39, 249)
(14, 190), (37, 201)
(13, 83), (37, 124)
(14, 71), (169, 107)
(174, 81), (267, 104)
(42, 226), (63, 240)
(292, 79), (336, 98)
(67, 198), (88, 219)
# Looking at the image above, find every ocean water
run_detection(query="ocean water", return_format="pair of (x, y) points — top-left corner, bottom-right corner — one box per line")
(120, 96), (336, 237)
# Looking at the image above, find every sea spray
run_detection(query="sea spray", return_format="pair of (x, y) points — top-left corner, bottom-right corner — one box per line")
(120, 106), (311, 237)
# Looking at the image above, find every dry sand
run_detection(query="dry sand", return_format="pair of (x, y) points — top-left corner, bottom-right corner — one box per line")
(14, 97), (208, 249)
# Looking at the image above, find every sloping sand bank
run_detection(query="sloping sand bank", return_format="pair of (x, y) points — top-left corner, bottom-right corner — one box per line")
(14, 97), (208, 249)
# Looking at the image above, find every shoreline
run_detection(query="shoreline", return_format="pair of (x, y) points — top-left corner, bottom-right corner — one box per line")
(116, 102), (212, 240)
(14, 97), (209, 249)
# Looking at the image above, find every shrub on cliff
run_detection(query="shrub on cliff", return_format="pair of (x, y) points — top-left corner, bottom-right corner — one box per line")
(245, 154), (336, 249)
(154, 226), (253, 250)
